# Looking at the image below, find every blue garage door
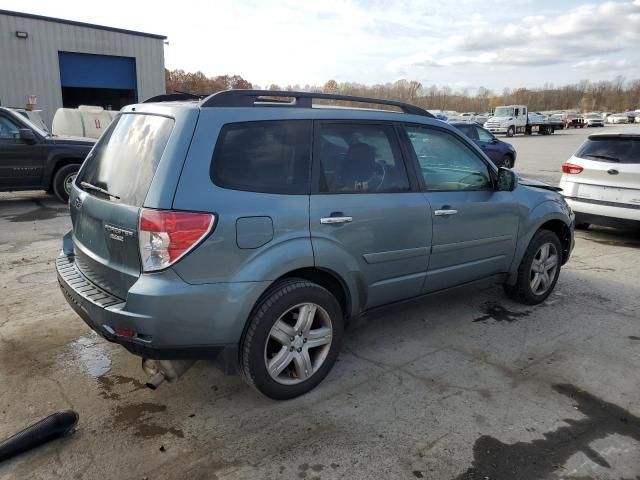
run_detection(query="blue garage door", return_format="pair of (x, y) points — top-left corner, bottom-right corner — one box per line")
(59, 52), (137, 90)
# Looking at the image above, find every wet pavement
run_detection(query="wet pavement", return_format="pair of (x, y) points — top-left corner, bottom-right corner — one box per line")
(1, 127), (639, 480)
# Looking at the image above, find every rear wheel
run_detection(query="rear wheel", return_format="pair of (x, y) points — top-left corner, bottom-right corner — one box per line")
(52, 164), (80, 203)
(504, 230), (562, 305)
(240, 278), (343, 399)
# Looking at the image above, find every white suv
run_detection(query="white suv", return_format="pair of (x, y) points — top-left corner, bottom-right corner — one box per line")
(559, 132), (640, 229)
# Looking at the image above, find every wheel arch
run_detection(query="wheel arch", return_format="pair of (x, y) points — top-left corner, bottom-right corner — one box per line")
(507, 202), (573, 285)
(46, 156), (84, 190)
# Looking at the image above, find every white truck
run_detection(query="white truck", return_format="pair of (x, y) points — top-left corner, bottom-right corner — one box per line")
(484, 105), (560, 137)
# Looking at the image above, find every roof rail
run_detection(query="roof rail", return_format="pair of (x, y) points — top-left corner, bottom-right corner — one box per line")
(143, 92), (203, 103)
(200, 89), (434, 117)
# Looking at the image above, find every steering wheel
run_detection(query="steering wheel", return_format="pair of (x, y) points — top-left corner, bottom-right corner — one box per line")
(457, 172), (487, 187)
(373, 161), (387, 191)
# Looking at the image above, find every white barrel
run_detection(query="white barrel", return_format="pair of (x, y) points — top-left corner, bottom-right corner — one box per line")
(51, 105), (116, 139)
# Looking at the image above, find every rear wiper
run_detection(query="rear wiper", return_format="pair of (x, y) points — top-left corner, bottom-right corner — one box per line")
(80, 181), (120, 199)
(583, 154), (620, 162)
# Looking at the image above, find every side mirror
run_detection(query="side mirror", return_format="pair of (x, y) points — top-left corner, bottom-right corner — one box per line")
(497, 167), (518, 191)
(19, 128), (36, 144)
(491, 138), (498, 144)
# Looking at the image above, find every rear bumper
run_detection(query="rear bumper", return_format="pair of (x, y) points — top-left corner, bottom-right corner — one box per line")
(56, 253), (270, 372)
(565, 197), (640, 222)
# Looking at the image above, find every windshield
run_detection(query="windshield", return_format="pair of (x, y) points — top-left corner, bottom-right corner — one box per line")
(14, 111), (48, 136)
(585, 114), (601, 119)
(493, 107), (514, 117)
(76, 113), (174, 206)
(576, 137), (640, 164)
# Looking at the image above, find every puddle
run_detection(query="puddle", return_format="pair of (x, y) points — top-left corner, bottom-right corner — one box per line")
(7, 199), (69, 223)
(97, 374), (146, 400)
(112, 402), (184, 438)
(62, 331), (112, 378)
(454, 384), (640, 480)
(473, 301), (531, 323)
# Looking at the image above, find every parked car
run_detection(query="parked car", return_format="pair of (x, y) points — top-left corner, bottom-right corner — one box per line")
(584, 114), (605, 127)
(559, 132), (640, 229)
(564, 113), (585, 128)
(607, 114), (629, 124)
(450, 122), (517, 168)
(0, 106), (95, 202)
(56, 90), (575, 399)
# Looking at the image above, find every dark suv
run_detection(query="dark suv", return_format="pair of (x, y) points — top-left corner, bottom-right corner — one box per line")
(56, 90), (574, 399)
(0, 106), (94, 202)
(451, 122), (517, 168)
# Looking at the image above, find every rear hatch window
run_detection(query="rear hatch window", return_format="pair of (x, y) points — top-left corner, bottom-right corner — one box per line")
(576, 137), (640, 164)
(72, 113), (174, 299)
(77, 113), (174, 205)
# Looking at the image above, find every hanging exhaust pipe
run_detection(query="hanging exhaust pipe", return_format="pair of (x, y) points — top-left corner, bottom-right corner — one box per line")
(141, 359), (194, 390)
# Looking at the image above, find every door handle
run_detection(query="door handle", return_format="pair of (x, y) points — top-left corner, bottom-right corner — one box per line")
(434, 209), (458, 216)
(320, 216), (353, 224)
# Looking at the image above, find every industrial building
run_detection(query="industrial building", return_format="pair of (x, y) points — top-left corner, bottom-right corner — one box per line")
(0, 10), (166, 127)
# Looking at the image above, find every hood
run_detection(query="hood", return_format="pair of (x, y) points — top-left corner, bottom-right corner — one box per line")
(518, 176), (562, 192)
(46, 135), (96, 146)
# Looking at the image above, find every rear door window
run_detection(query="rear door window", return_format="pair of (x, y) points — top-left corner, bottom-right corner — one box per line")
(77, 113), (174, 206)
(576, 137), (640, 164)
(315, 122), (410, 193)
(211, 120), (311, 194)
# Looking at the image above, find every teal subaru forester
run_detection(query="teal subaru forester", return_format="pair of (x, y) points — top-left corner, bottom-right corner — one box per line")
(57, 90), (574, 399)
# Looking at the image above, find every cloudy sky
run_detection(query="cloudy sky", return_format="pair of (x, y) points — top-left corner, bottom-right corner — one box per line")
(3, 0), (640, 91)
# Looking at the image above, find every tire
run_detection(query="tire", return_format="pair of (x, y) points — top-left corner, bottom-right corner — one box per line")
(504, 230), (562, 305)
(501, 154), (514, 169)
(506, 126), (515, 137)
(52, 164), (80, 203)
(240, 278), (344, 400)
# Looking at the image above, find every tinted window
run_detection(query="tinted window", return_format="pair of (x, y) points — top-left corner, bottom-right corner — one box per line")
(77, 113), (174, 206)
(576, 137), (640, 164)
(404, 126), (492, 191)
(211, 121), (311, 194)
(0, 116), (19, 139)
(316, 123), (410, 193)
(475, 126), (494, 142)
(456, 124), (478, 140)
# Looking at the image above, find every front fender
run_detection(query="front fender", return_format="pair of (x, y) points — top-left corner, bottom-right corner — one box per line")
(506, 200), (573, 284)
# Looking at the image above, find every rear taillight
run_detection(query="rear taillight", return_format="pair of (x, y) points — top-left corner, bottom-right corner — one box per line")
(139, 208), (215, 272)
(562, 163), (583, 174)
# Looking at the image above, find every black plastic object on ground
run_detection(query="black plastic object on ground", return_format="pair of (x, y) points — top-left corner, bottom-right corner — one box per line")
(0, 410), (79, 462)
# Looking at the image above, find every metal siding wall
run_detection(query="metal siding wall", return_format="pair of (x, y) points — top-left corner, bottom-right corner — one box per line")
(0, 13), (165, 127)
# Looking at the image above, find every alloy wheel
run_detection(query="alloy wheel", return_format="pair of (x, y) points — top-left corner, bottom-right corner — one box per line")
(529, 242), (558, 295)
(264, 303), (333, 385)
(64, 173), (77, 195)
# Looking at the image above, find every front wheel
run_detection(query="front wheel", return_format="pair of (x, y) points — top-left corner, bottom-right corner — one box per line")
(240, 279), (344, 399)
(52, 164), (80, 203)
(504, 230), (562, 305)
(506, 126), (515, 137)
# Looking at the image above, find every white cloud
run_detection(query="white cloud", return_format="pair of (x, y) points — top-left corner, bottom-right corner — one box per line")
(1, 0), (639, 91)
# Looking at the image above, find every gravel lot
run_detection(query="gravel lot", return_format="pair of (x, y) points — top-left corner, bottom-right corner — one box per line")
(1, 125), (639, 480)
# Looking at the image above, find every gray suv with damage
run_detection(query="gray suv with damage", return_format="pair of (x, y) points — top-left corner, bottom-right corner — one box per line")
(56, 90), (575, 399)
